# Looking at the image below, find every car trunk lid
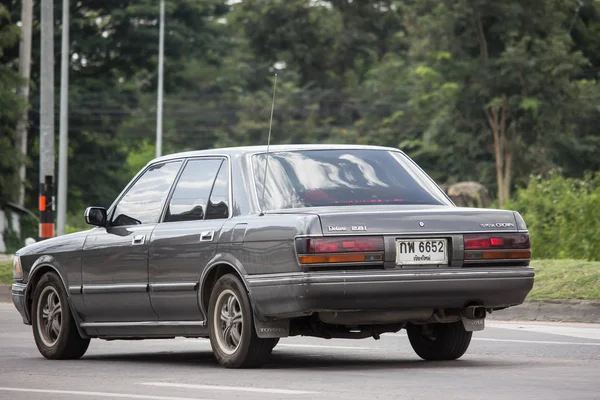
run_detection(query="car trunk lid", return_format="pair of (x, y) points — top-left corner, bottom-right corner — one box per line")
(270, 205), (519, 235)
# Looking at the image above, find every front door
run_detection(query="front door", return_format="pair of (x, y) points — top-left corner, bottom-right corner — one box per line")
(149, 158), (230, 321)
(81, 160), (183, 323)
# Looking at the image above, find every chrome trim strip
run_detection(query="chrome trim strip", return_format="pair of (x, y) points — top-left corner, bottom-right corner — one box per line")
(11, 283), (26, 295)
(80, 320), (206, 328)
(463, 259), (531, 264)
(68, 285), (82, 295)
(149, 282), (197, 292)
(295, 230), (525, 237)
(82, 284), (147, 294)
(246, 267), (535, 287)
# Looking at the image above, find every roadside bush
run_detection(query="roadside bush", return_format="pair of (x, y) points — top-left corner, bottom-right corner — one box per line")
(504, 171), (600, 261)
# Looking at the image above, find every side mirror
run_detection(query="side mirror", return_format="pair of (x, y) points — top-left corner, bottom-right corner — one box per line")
(84, 207), (107, 227)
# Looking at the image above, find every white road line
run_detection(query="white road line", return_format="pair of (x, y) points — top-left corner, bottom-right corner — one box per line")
(486, 322), (600, 341)
(181, 340), (371, 351)
(140, 382), (318, 395)
(0, 387), (210, 400)
(473, 338), (600, 346)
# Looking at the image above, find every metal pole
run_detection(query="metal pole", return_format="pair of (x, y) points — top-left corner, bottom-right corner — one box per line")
(57, 0), (70, 236)
(15, 0), (33, 207)
(40, 0), (55, 240)
(155, 0), (165, 158)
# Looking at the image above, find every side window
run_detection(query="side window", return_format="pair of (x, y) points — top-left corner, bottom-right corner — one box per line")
(112, 161), (183, 226)
(164, 159), (223, 223)
(206, 161), (230, 220)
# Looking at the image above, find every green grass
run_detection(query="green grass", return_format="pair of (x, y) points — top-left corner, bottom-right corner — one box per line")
(1, 258), (598, 300)
(0, 260), (12, 284)
(528, 259), (600, 300)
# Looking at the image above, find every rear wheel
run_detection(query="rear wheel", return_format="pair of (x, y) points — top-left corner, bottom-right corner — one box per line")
(406, 321), (472, 361)
(31, 272), (90, 359)
(208, 274), (277, 368)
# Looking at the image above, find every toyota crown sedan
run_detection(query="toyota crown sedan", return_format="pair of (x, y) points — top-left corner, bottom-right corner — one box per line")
(11, 144), (534, 368)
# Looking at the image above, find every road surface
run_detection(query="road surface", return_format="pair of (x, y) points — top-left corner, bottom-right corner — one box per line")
(0, 303), (598, 400)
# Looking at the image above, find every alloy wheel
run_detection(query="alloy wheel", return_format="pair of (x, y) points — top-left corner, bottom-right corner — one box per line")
(213, 289), (243, 355)
(36, 286), (62, 347)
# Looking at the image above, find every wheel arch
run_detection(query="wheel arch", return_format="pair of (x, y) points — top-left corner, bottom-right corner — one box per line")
(25, 264), (68, 317)
(198, 255), (251, 318)
(198, 254), (289, 339)
(25, 262), (88, 339)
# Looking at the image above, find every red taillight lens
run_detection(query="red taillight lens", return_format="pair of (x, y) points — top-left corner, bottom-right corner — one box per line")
(307, 237), (384, 253)
(463, 233), (531, 263)
(297, 236), (385, 265)
(464, 234), (529, 250)
(490, 237), (504, 246)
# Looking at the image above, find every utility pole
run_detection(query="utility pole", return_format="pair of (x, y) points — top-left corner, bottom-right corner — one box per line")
(57, 0), (70, 236)
(39, 0), (55, 240)
(155, 0), (165, 158)
(15, 0), (33, 207)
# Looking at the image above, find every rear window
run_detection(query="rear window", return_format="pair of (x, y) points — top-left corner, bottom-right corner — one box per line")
(252, 149), (450, 211)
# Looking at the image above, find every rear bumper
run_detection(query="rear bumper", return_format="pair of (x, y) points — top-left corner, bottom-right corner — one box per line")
(11, 283), (30, 324)
(246, 267), (535, 319)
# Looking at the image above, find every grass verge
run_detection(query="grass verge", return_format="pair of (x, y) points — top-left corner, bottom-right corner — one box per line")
(0, 258), (598, 300)
(528, 259), (599, 300)
(0, 260), (12, 284)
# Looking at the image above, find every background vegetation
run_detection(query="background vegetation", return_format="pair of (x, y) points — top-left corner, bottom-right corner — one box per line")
(505, 172), (600, 261)
(0, 0), (598, 258)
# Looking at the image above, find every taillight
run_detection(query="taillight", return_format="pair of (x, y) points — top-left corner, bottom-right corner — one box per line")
(297, 236), (384, 265)
(464, 234), (530, 250)
(463, 233), (531, 262)
(308, 237), (384, 253)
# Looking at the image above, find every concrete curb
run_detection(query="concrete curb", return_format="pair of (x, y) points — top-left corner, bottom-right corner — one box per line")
(1, 284), (599, 324)
(488, 299), (600, 324)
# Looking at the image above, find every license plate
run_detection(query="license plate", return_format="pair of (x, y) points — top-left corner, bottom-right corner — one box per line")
(395, 238), (448, 266)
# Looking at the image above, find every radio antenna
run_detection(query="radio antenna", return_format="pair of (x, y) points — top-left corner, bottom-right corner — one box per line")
(259, 73), (278, 216)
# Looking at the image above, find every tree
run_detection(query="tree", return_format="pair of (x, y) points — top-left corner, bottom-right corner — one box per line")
(393, 0), (593, 205)
(0, 3), (25, 201)
(3, 0), (232, 212)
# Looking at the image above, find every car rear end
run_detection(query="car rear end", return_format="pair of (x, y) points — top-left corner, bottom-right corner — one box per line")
(245, 147), (534, 328)
(249, 207), (534, 316)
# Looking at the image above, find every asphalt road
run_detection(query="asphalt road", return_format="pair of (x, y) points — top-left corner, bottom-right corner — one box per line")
(1, 303), (599, 400)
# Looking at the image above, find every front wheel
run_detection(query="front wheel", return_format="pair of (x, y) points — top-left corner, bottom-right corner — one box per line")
(31, 272), (90, 359)
(208, 274), (277, 368)
(406, 321), (472, 361)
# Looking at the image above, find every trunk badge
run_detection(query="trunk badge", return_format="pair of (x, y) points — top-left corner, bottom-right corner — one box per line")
(419, 222), (425, 227)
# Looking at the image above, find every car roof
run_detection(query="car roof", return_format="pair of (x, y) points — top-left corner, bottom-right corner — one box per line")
(150, 144), (401, 165)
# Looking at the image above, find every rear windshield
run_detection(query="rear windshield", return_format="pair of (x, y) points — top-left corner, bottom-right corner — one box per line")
(252, 149), (450, 211)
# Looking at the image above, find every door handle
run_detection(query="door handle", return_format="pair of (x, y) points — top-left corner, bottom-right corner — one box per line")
(200, 231), (214, 242)
(132, 234), (146, 246)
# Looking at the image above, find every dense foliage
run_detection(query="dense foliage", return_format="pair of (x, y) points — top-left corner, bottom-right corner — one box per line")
(0, 0), (598, 227)
(505, 172), (600, 261)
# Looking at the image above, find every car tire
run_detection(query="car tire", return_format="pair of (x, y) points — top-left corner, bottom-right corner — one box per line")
(406, 321), (472, 361)
(208, 274), (277, 368)
(31, 272), (91, 360)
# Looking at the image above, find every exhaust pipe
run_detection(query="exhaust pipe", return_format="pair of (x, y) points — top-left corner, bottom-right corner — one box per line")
(462, 305), (486, 320)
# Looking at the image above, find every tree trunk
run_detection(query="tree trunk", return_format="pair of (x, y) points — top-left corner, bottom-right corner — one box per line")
(485, 95), (510, 207)
(503, 146), (513, 202)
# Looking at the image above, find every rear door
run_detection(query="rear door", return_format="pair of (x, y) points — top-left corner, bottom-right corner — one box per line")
(148, 157), (231, 321)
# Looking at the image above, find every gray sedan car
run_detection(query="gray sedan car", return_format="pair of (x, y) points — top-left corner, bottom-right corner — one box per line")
(11, 144), (534, 368)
